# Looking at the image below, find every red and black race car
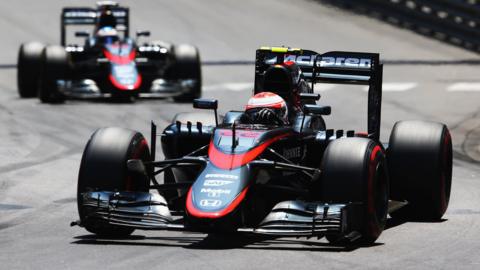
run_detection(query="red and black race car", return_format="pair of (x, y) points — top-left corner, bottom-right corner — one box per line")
(72, 47), (452, 245)
(17, 1), (201, 103)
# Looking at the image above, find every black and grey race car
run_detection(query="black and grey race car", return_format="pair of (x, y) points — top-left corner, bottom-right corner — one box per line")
(17, 1), (201, 103)
(72, 47), (452, 245)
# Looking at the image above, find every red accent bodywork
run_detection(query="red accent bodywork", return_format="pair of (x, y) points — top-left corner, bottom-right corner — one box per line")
(103, 49), (142, 90)
(208, 133), (290, 170)
(103, 49), (136, 64)
(185, 131), (291, 219)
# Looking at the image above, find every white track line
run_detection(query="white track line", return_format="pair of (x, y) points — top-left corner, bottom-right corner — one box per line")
(313, 84), (336, 92)
(363, 82), (417, 92)
(202, 81), (480, 94)
(383, 82), (418, 91)
(204, 82), (253, 92)
(447, 83), (480, 92)
(205, 82), (335, 92)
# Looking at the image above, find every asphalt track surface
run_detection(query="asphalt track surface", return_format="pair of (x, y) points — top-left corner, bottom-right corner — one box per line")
(1, 0), (480, 269)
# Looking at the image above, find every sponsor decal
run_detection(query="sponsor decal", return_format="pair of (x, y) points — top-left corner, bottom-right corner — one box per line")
(285, 55), (315, 66)
(265, 55), (371, 69)
(64, 11), (96, 17)
(203, 180), (234, 187)
(205, 174), (238, 180)
(320, 56), (371, 69)
(64, 11), (126, 19)
(199, 199), (222, 207)
(283, 147), (301, 160)
(112, 11), (127, 17)
(219, 130), (262, 138)
(200, 188), (231, 198)
(112, 64), (137, 86)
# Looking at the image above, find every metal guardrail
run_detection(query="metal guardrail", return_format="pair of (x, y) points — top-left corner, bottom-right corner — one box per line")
(319, 0), (480, 53)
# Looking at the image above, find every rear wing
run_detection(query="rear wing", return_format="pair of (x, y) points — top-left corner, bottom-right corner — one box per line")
(61, 6), (130, 46)
(255, 47), (383, 142)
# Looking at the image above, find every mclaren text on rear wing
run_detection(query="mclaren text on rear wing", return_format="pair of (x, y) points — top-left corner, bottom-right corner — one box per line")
(255, 47), (383, 142)
(256, 47), (380, 84)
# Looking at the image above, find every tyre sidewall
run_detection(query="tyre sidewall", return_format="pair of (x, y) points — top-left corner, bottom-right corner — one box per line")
(39, 45), (69, 103)
(320, 138), (389, 243)
(17, 42), (44, 97)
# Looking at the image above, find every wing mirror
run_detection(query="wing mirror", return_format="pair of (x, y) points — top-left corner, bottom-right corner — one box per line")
(75, 31), (90, 38)
(136, 30), (151, 38)
(303, 104), (331, 115)
(193, 98), (218, 110)
(299, 93), (320, 101)
(193, 98), (219, 126)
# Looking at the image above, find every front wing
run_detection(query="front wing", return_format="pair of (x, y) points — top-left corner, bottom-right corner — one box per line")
(74, 190), (364, 241)
(57, 78), (198, 99)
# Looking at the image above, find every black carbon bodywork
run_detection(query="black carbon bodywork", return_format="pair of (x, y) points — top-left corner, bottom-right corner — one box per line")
(75, 47), (451, 244)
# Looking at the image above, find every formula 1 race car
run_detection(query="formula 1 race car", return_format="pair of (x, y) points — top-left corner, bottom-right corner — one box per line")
(72, 47), (452, 245)
(17, 1), (201, 103)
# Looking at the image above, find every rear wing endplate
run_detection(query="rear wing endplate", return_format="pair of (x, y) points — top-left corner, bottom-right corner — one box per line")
(255, 47), (383, 142)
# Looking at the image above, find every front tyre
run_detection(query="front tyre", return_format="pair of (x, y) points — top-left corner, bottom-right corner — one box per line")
(77, 127), (151, 237)
(321, 138), (389, 245)
(38, 45), (68, 103)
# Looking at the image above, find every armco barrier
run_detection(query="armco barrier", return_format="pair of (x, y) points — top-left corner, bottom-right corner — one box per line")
(319, 0), (480, 53)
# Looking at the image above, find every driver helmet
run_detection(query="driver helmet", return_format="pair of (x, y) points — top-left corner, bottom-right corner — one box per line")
(245, 92), (288, 124)
(96, 26), (119, 44)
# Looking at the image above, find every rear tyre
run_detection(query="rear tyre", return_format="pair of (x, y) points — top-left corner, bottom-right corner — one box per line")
(77, 127), (151, 237)
(38, 45), (68, 103)
(166, 44), (202, 102)
(388, 120), (452, 221)
(321, 138), (389, 245)
(17, 42), (44, 98)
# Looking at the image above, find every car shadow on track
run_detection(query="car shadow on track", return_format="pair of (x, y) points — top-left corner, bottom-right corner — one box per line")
(71, 232), (383, 252)
(385, 217), (448, 230)
(72, 234), (201, 248)
(184, 233), (383, 252)
(71, 217), (447, 251)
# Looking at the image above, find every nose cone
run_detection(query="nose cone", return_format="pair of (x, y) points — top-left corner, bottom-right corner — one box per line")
(109, 63), (142, 90)
(186, 164), (250, 219)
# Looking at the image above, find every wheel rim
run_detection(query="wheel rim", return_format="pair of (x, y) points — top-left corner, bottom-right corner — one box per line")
(366, 146), (388, 239)
(373, 162), (388, 225)
(439, 130), (453, 214)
